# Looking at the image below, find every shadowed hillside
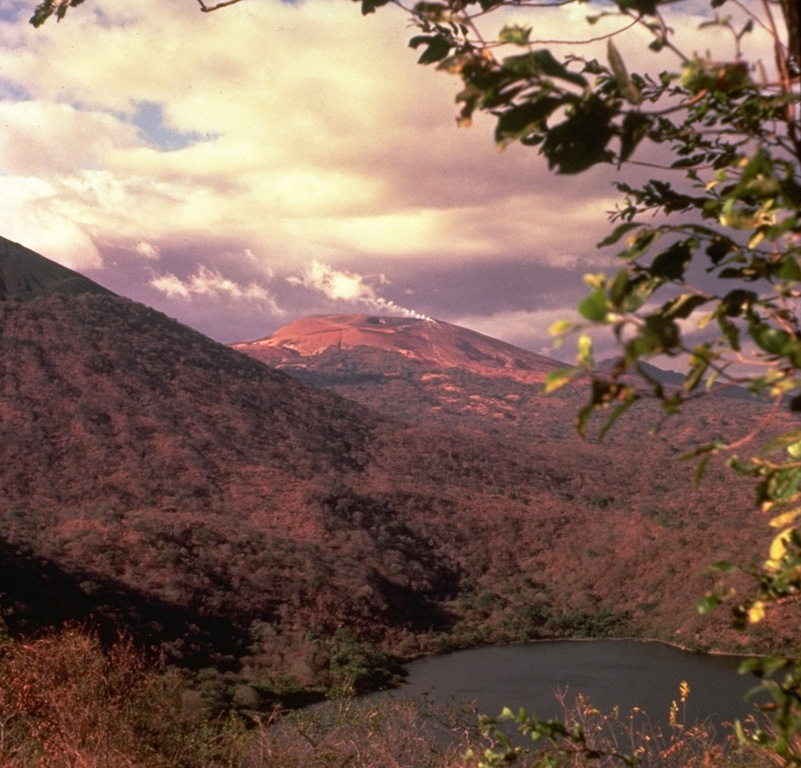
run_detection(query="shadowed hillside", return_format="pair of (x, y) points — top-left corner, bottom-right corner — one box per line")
(0, 238), (112, 301)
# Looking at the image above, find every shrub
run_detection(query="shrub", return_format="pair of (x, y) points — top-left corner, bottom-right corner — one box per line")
(0, 627), (242, 767)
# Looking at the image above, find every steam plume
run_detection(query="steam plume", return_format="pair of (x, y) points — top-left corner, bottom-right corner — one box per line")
(287, 260), (432, 320)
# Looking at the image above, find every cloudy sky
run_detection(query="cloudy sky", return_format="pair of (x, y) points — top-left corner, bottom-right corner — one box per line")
(0, 0), (769, 358)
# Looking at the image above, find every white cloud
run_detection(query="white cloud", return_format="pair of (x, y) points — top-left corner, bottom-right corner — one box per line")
(149, 272), (191, 299)
(0, 0), (618, 277)
(287, 260), (376, 303)
(0, 174), (102, 270)
(149, 264), (282, 311)
(0, 100), (137, 175)
(134, 240), (160, 259)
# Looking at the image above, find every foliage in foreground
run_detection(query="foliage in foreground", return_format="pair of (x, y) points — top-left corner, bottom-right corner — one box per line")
(0, 626), (780, 768)
(0, 626), (476, 767)
(0, 628), (241, 767)
(474, 682), (776, 768)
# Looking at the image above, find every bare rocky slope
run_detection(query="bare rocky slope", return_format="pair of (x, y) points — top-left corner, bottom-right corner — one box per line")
(0, 237), (791, 711)
(233, 313), (562, 383)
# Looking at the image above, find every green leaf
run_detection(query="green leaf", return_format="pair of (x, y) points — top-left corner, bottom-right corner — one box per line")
(409, 35), (452, 64)
(664, 293), (709, 320)
(494, 99), (562, 146)
(621, 228), (663, 260)
(577, 333), (594, 367)
(788, 441), (801, 459)
(649, 241), (692, 281)
(761, 430), (801, 454)
(739, 655), (789, 678)
(769, 508), (801, 528)
(717, 314), (741, 350)
(619, 112), (651, 163)
(615, 0), (657, 14)
(706, 237), (736, 265)
(721, 289), (758, 317)
(778, 257), (801, 281)
(598, 395), (639, 441)
(607, 39), (641, 104)
(751, 323), (793, 356)
(503, 50), (588, 87)
(542, 98), (615, 174)
(360, 0), (390, 13)
(684, 355), (708, 393)
(610, 274), (655, 312)
(680, 442), (719, 462)
(635, 315), (680, 354)
(710, 560), (738, 573)
(30, 0), (86, 26)
(498, 25), (532, 46)
(544, 366), (580, 394)
(693, 453), (713, 488)
(697, 593), (723, 614)
(412, 2), (449, 19)
(578, 286), (608, 321)
(597, 222), (640, 248)
(609, 269), (631, 309)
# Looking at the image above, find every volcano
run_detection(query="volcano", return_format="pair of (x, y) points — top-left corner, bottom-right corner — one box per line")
(232, 313), (563, 383)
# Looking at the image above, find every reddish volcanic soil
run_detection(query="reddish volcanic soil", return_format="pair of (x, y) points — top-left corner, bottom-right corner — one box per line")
(233, 314), (563, 383)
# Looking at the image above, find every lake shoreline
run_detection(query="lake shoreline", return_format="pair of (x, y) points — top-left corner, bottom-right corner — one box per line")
(395, 633), (762, 674)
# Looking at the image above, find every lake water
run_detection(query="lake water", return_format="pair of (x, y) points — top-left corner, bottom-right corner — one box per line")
(374, 640), (762, 730)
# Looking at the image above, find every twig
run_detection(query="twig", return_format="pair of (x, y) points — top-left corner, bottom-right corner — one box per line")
(196, 0), (246, 12)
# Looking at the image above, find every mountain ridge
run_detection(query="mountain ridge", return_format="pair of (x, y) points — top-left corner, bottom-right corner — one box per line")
(233, 313), (562, 383)
(0, 237), (113, 301)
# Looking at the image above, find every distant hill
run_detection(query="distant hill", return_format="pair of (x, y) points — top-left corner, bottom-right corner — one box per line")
(235, 315), (762, 439)
(597, 358), (755, 401)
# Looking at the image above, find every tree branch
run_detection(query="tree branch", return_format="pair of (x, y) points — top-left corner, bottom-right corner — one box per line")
(196, 0), (246, 12)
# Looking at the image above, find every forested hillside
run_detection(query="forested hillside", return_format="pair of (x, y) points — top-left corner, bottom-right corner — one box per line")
(0, 239), (791, 714)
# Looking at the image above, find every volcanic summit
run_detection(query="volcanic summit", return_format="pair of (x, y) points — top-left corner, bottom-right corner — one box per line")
(233, 313), (563, 383)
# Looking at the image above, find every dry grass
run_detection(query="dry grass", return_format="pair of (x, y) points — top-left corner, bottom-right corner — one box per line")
(0, 628), (782, 768)
(0, 627), (487, 768)
(474, 683), (775, 768)
(0, 628), (242, 768)
(238, 696), (486, 768)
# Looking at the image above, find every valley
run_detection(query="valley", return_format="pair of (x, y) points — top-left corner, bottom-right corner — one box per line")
(0, 238), (792, 716)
